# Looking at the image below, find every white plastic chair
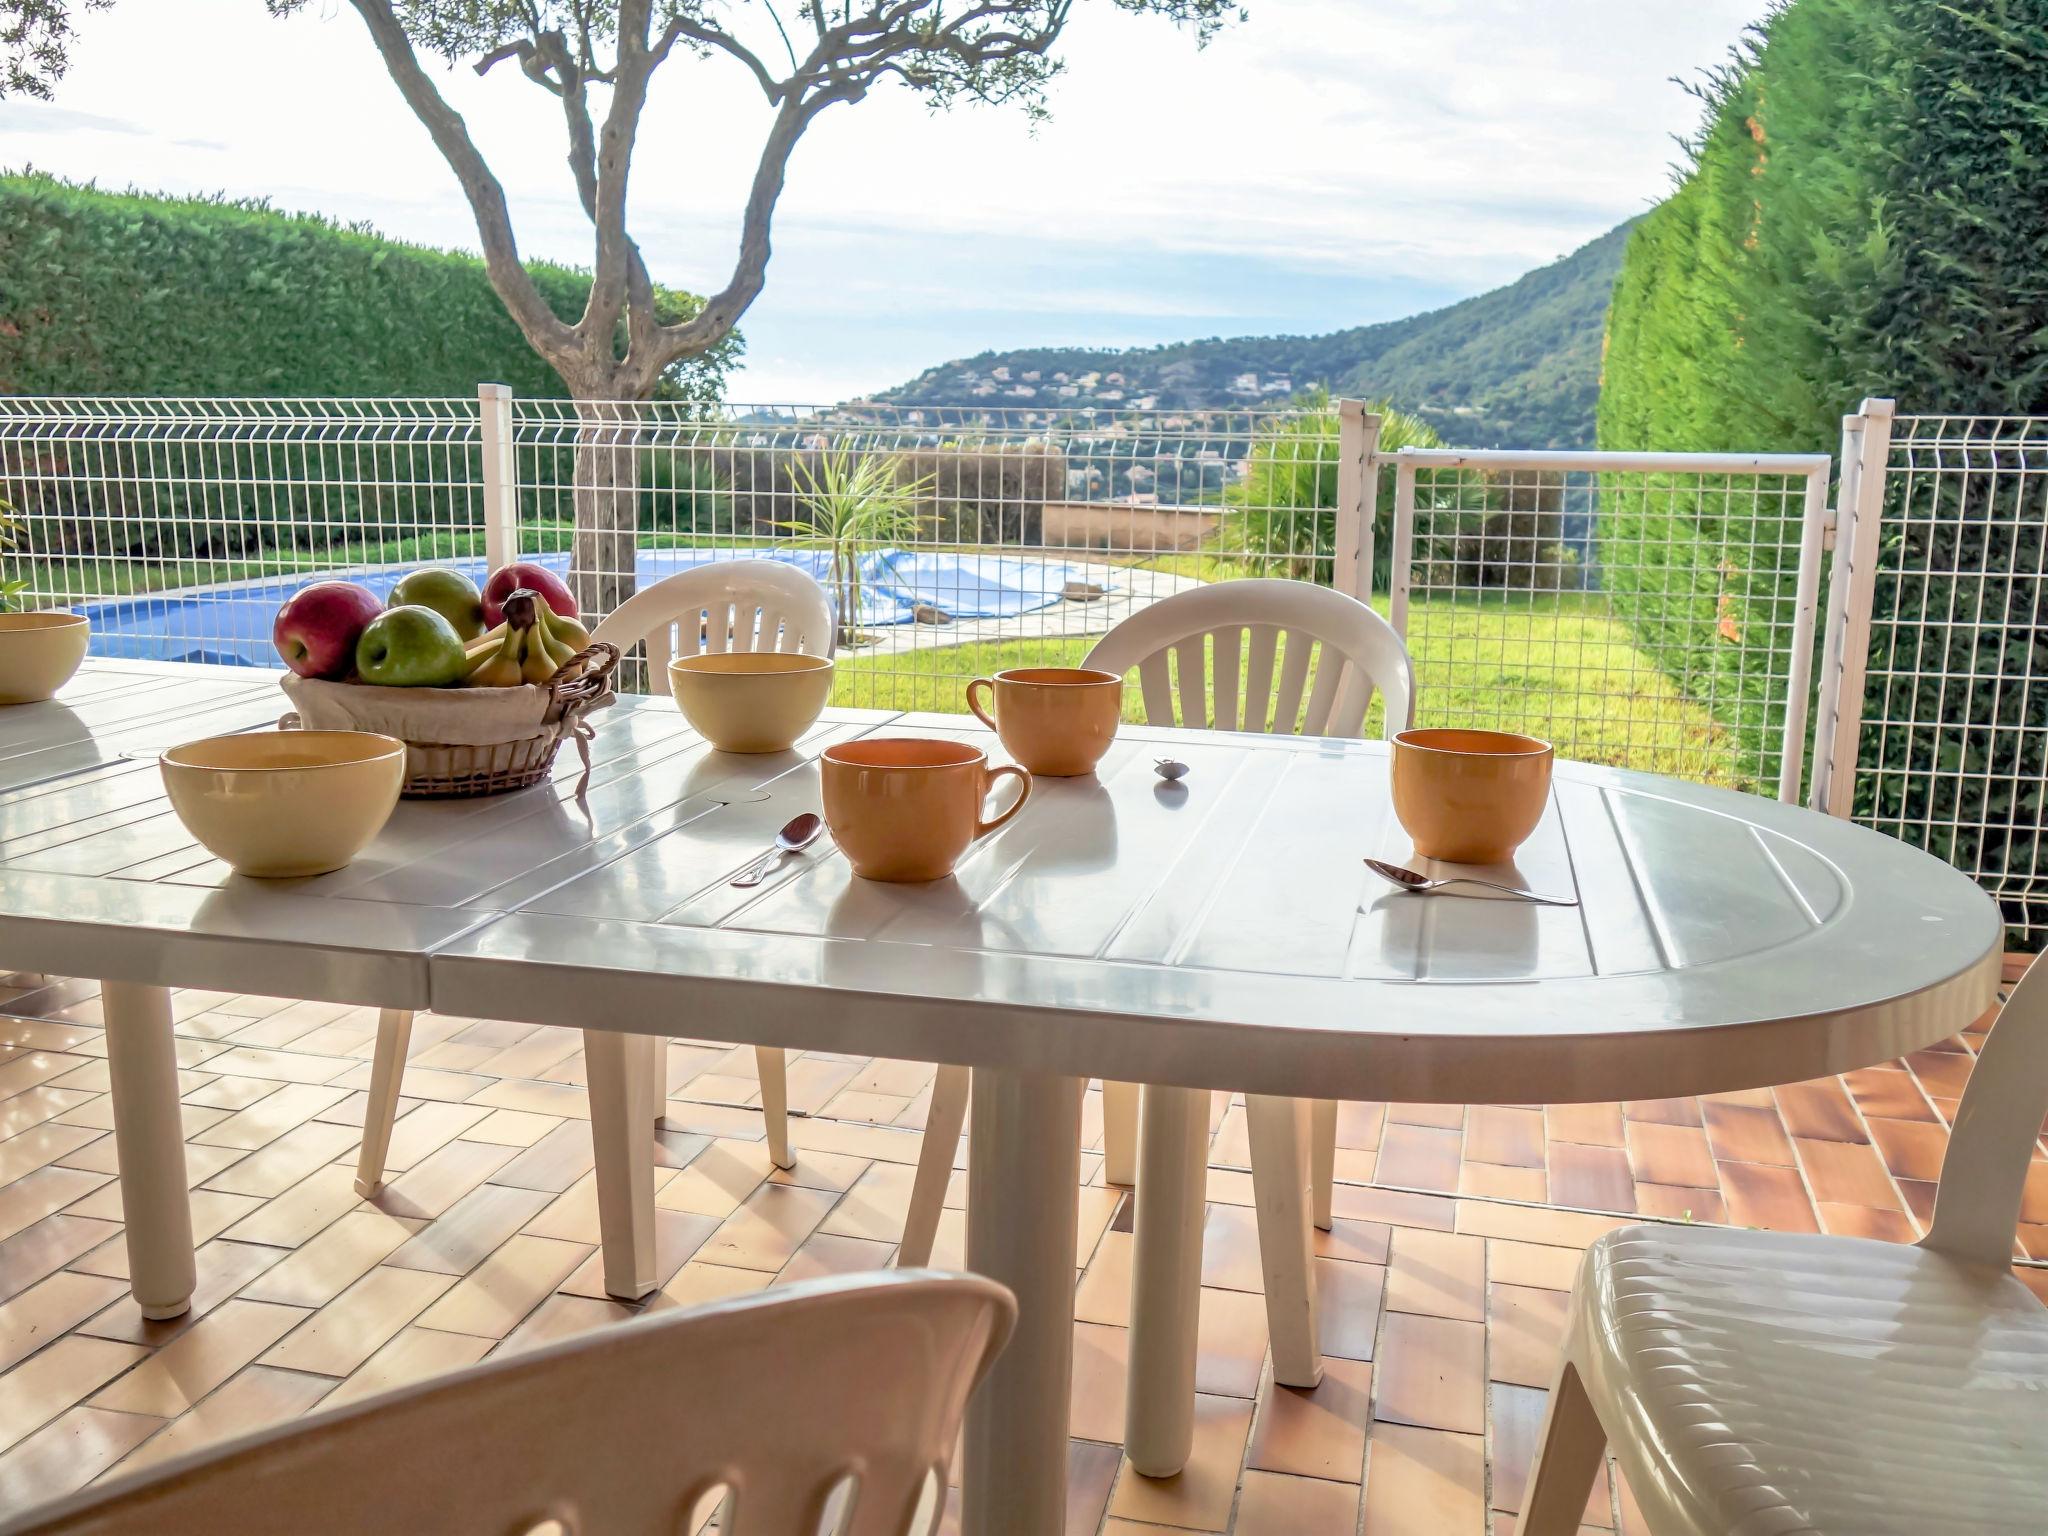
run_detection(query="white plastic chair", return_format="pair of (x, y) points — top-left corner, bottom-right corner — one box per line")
(895, 579), (1417, 1399)
(1519, 957), (2048, 1536)
(0, 1269), (1015, 1536)
(353, 560), (835, 1198)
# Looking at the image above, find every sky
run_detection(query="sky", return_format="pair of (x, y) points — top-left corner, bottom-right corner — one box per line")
(2, 0), (1767, 403)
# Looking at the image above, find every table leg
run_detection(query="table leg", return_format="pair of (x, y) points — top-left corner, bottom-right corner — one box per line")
(1246, 1093), (1322, 1388)
(354, 1008), (413, 1198)
(101, 980), (196, 1321)
(1124, 1084), (1209, 1477)
(961, 1067), (1080, 1536)
(585, 1029), (657, 1300)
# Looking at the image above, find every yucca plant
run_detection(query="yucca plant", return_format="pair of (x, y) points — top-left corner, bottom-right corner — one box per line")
(779, 447), (935, 645)
(1229, 392), (1444, 588)
(0, 494), (27, 612)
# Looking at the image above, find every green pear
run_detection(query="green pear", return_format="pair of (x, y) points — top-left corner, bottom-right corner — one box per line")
(355, 605), (469, 687)
(389, 568), (486, 642)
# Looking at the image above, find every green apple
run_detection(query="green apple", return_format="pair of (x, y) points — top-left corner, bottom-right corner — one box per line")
(355, 605), (469, 687)
(389, 567), (486, 641)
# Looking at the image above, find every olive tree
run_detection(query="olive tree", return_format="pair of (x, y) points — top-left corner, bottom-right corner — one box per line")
(5, 0), (1242, 615)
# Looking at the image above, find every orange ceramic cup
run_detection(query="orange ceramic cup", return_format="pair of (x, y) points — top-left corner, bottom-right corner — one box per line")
(821, 738), (1032, 882)
(1390, 728), (1554, 865)
(965, 667), (1123, 777)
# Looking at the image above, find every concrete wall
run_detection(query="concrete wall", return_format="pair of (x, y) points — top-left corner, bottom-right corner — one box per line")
(1041, 501), (1222, 553)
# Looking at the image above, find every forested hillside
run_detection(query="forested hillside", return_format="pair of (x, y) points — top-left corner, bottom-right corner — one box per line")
(876, 224), (1630, 447)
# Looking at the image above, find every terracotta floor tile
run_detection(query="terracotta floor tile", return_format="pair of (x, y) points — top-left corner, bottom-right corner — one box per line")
(1196, 1286), (1270, 1399)
(1897, 1176), (1940, 1230)
(1334, 1101), (1385, 1150)
(1315, 1257), (1385, 1363)
(75, 1240), (284, 1348)
(1843, 1067), (1937, 1123)
(2022, 1159), (2048, 1226)
(1455, 1202), (1626, 1249)
(416, 1233), (588, 1339)
(1487, 1382), (1609, 1520)
(1360, 1422), (1484, 1535)
(657, 1138), (772, 1220)
(559, 1208), (719, 1298)
(1773, 1080), (1867, 1143)
(1065, 1439), (1122, 1535)
(1386, 1228), (1485, 1322)
(1328, 1185), (1456, 1232)
(1459, 1162), (1548, 1203)
(0, 1335), (147, 1452)
(1200, 1204), (1266, 1294)
(0, 1271), (126, 1373)
(375, 1137), (517, 1222)
(1816, 1202), (1919, 1243)
(1906, 1047), (1975, 1100)
(235, 1209), (422, 1309)
(1373, 1312), (1484, 1434)
(219, 1163), (364, 1250)
(1631, 1183), (1724, 1224)
(1621, 1097), (1700, 1127)
(1623, 1122), (1716, 1189)
(488, 1121), (598, 1194)
(259, 1265), (454, 1378)
(1792, 1137), (1899, 1210)
(1486, 1282), (1568, 1389)
(323, 1324), (492, 1408)
(0, 1214), (122, 1304)
(1546, 1143), (1635, 1213)
(1374, 1125), (1463, 1193)
(1232, 1469), (1359, 1535)
(0, 1405), (162, 1510)
(650, 1261), (769, 1313)
(1545, 1103), (1624, 1148)
(1699, 1099), (1795, 1167)
(1244, 1356), (1372, 1481)
(1865, 1117), (1948, 1184)
(1466, 1108), (1545, 1169)
(91, 1299), (305, 1418)
(1719, 1161), (1819, 1233)
(1107, 1393), (1253, 1532)
(1076, 1230), (1134, 1328)
(1069, 1321), (1129, 1445)
(1312, 1218), (1391, 1267)
(1485, 1239), (1582, 1292)
(1388, 1103), (1466, 1130)
(495, 1292), (637, 1356)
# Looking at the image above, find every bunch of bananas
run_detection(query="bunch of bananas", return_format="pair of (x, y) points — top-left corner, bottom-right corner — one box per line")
(462, 588), (594, 687)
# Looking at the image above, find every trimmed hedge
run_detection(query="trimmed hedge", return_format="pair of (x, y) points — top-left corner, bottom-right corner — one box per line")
(1599, 0), (2048, 943)
(0, 173), (736, 399)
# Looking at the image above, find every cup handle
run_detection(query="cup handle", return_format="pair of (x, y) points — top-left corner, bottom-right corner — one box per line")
(966, 677), (999, 733)
(976, 762), (1032, 838)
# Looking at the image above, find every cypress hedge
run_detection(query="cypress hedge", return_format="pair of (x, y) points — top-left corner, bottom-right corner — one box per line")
(0, 174), (739, 585)
(1598, 0), (2048, 943)
(0, 172), (735, 400)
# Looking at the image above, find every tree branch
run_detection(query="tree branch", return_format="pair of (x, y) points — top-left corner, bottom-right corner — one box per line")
(342, 0), (576, 366)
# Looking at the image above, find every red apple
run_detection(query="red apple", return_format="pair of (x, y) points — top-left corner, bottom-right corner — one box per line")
(272, 581), (383, 678)
(482, 562), (578, 627)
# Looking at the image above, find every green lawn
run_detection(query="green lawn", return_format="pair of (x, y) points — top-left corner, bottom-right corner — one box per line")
(830, 591), (1745, 787)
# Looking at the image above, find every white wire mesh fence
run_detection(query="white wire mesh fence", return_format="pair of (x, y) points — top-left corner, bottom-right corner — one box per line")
(1818, 404), (2046, 948)
(0, 397), (482, 665)
(1382, 448), (1833, 799)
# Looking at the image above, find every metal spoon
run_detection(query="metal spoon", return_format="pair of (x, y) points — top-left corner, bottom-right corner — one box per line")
(1155, 758), (1190, 781)
(731, 813), (825, 887)
(1363, 857), (1578, 907)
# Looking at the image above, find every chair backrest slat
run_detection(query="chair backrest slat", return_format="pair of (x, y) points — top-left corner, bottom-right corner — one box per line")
(1923, 956), (2048, 1266)
(590, 560), (834, 669)
(1084, 580), (1414, 745)
(0, 1271), (1013, 1536)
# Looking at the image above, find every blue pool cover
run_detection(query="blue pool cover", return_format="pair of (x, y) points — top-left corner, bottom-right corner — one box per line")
(80, 548), (1112, 669)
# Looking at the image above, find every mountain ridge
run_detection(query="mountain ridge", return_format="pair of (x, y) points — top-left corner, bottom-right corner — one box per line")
(870, 222), (1631, 448)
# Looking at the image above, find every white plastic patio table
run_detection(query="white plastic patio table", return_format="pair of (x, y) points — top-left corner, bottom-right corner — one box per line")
(0, 661), (2005, 1536)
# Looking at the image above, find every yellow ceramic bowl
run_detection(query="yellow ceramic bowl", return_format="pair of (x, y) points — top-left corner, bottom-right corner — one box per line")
(668, 652), (834, 753)
(0, 612), (90, 705)
(160, 731), (405, 878)
(1390, 727), (1554, 865)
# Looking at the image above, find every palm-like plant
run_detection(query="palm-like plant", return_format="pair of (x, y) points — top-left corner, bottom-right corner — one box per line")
(0, 493), (27, 612)
(1229, 392), (1444, 589)
(780, 447), (934, 645)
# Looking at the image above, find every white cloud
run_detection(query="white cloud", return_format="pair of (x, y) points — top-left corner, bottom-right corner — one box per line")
(8, 0), (1766, 399)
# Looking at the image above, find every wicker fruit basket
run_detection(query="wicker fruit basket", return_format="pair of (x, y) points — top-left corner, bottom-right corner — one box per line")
(279, 642), (620, 798)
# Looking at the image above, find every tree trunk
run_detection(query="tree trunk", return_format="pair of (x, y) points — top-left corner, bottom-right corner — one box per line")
(568, 400), (641, 627)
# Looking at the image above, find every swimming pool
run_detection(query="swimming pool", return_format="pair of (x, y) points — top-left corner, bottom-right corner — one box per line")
(79, 547), (1113, 668)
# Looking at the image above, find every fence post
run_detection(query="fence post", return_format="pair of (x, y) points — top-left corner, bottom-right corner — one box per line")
(1808, 396), (1895, 816)
(478, 383), (518, 572)
(1334, 399), (1381, 603)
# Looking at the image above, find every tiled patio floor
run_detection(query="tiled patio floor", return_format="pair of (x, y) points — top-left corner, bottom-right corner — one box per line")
(0, 968), (2040, 1533)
